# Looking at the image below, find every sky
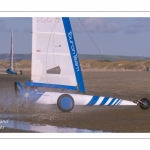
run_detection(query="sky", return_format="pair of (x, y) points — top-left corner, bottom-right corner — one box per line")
(0, 17), (150, 57)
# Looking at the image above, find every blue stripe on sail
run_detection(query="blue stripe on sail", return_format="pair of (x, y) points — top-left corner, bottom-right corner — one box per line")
(62, 18), (86, 93)
(108, 98), (117, 106)
(24, 82), (78, 91)
(113, 99), (120, 105)
(100, 97), (110, 106)
(87, 96), (100, 106)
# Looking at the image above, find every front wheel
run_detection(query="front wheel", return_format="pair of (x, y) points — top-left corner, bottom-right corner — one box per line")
(140, 98), (150, 110)
(14, 82), (21, 97)
(57, 94), (74, 112)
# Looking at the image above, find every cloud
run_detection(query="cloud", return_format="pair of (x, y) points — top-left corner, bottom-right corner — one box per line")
(72, 17), (150, 35)
(99, 21), (123, 33)
(72, 18), (123, 33)
(0, 21), (3, 27)
(125, 18), (150, 34)
(0, 19), (6, 31)
(0, 18), (31, 33)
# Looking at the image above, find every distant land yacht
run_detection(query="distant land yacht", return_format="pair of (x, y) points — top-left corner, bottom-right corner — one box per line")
(6, 29), (22, 75)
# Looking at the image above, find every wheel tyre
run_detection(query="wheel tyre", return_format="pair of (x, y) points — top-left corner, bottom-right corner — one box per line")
(57, 94), (74, 112)
(140, 98), (150, 110)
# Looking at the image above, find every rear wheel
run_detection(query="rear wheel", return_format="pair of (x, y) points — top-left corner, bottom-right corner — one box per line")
(57, 94), (74, 112)
(140, 98), (150, 110)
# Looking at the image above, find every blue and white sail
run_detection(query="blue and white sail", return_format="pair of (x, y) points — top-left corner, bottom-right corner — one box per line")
(25, 17), (85, 93)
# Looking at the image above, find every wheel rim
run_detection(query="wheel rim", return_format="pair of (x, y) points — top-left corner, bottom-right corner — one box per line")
(143, 101), (149, 107)
(60, 96), (73, 110)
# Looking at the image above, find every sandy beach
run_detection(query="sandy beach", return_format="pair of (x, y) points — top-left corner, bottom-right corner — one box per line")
(0, 70), (150, 132)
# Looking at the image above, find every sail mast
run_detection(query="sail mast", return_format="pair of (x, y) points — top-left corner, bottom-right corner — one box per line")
(10, 29), (13, 70)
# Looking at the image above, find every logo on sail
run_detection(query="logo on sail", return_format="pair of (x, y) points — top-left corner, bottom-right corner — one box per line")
(68, 30), (80, 72)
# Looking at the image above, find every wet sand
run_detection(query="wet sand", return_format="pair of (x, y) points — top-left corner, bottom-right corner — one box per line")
(0, 70), (150, 132)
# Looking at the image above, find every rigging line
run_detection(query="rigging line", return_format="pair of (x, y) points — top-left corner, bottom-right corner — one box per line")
(46, 19), (55, 83)
(78, 18), (102, 55)
(52, 18), (60, 86)
(46, 18), (61, 86)
(52, 18), (63, 87)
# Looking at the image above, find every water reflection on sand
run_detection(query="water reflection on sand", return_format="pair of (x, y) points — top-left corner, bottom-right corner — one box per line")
(0, 119), (103, 133)
(0, 113), (103, 133)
